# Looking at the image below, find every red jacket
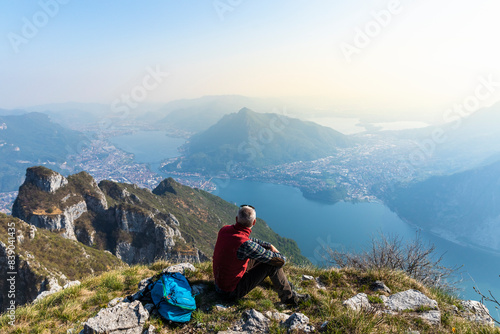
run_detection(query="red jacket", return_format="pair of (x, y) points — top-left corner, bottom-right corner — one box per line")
(212, 224), (252, 292)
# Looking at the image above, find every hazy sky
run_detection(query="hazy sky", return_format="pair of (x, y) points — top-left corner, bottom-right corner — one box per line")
(1, 0), (499, 119)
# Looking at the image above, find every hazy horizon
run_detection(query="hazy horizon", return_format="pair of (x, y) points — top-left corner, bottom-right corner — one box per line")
(2, 0), (500, 121)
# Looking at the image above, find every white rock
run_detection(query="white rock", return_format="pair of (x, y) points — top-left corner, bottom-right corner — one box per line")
(384, 290), (438, 312)
(460, 300), (494, 327)
(81, 300), (149, 334)
(343, 293), (372, 311)
(63, 280), (81, 289)
(144, 303), (155, 313)
(264, 310), (290, 322)
(419, 310), (441, 325)
(215, 304), (228, 311)
(163, 263), (196, 275)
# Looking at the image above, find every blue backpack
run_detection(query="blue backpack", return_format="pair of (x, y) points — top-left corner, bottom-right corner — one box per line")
(150, 272), (197, 323)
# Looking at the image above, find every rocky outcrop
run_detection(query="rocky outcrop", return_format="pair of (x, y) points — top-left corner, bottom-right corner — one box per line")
(342, 289), (443, 325)
(219, 309), (314, 333)
(34, 277), (81, 303)
(384, 289), (438, 312)
(24, 166), (68, 193)
(284, 313), (314, 332)
(460, 300), (495, 327)
(241, 309), (270, 333)
(343, 293), (373, 311)
(81, 300), (149, 334)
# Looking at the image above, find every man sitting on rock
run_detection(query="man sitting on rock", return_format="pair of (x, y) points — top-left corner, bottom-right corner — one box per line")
(213, 205), (309, 305)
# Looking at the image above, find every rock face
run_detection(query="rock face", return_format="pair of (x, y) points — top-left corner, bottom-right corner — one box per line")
(81, 300), (149, 334)
(12, 167), (106, 243)
(24, 166), (68, 193)
(12, 167), (206, 266)
(27, 200), (87, 241)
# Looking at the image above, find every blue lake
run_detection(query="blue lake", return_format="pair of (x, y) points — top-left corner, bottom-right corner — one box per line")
(110, 130), (500, 315)
(214, 179), (500, 313)
(109, 131), (185, 172)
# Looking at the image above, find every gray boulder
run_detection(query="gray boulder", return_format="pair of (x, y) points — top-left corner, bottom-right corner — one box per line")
(384, 290), (438, 311)
(241, 309), (270, 333)
(460, 300), (494, 327)
(191, 283), (208, 295)
(163, 263), (196, 275)
(264, 310), (290, 322)
(343, 293), (372, 311)
(81, 300), (149, 334)
(419, 310), (441, 325)
(284, 312), (314, 333)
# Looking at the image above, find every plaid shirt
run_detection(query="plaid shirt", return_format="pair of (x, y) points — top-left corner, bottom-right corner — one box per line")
(236, 237), (286, 266)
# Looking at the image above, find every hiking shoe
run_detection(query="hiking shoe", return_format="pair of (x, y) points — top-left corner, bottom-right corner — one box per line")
(283, 291), (311, 306)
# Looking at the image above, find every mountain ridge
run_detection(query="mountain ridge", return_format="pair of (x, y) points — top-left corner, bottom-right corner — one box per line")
(164, 108), (353, 174)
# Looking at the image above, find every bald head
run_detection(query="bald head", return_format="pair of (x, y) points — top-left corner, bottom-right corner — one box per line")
(237, 205), (256, 228)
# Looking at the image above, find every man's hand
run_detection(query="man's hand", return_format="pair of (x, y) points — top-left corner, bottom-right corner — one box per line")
(269, 244), (280, 253)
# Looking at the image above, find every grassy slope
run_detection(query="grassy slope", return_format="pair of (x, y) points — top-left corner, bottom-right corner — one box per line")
(1, 261), (497, 334)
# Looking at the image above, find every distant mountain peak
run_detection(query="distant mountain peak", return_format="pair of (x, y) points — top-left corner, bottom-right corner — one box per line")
(237, 107), (254, 115)
(153, 177), (181, 196)
(163, 108), (353, 173)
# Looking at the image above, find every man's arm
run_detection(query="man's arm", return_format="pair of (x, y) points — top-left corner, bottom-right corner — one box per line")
(250, 237), (280, 253)
(237, 240), (286, 267)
